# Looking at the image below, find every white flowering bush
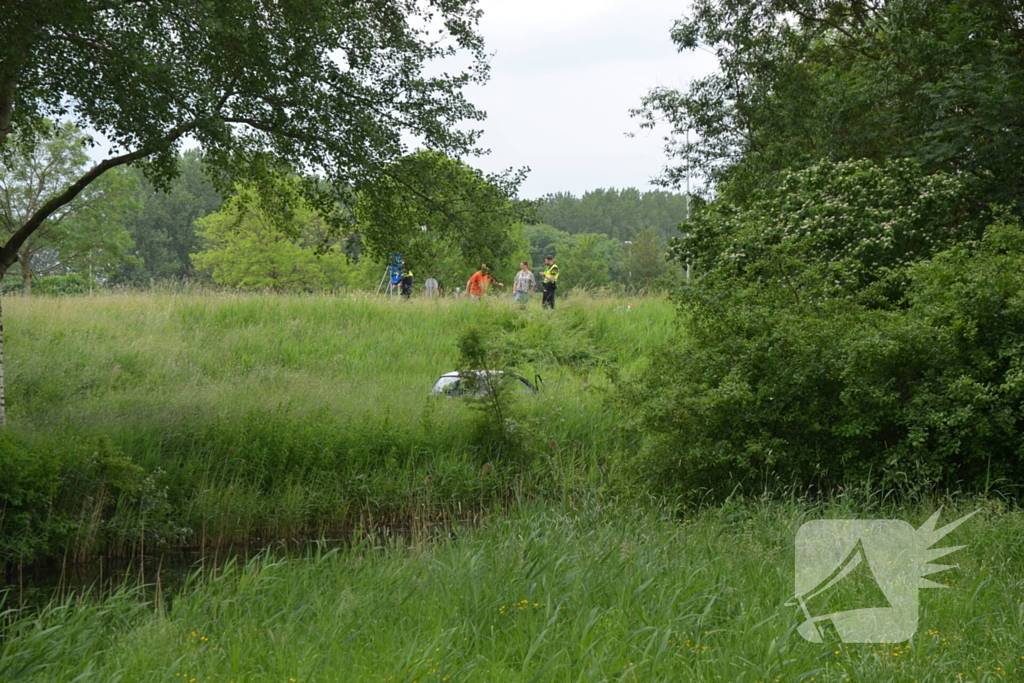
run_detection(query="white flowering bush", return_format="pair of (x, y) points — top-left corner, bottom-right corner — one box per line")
(620, 161), (1023, 500)
(673, 159), (980, 306)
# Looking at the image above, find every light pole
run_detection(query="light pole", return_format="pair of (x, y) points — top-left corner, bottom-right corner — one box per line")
(624, 240), (632, 281)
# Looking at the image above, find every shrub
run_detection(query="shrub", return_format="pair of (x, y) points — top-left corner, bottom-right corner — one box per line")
(619, 161), (1024, 500)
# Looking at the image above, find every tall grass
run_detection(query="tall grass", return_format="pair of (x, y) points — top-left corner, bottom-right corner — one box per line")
(1, 292), (677, 564)
(2, 494), (1020, 682)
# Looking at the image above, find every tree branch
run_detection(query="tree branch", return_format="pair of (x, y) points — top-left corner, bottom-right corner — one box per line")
(0, 120), (200, 274)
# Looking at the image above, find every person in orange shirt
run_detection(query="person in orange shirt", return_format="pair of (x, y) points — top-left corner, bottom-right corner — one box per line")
(465, 264), (504, 300)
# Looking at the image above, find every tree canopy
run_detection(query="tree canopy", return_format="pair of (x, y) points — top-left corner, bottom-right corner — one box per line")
(114, 150), (225, 285)
(354, 150), (525, 279)
(0, 0), (495, 425)
(0, 122), (138, 294)
(535, 188), (689, 242)
(0, 0), (491, 277)
(635, 0), (1024, 209)
(191, 181), (357, 292)
(620, 0), (1024, 498)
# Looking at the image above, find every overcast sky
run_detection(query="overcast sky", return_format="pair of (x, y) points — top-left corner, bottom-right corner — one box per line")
(463, 0), (718, 199)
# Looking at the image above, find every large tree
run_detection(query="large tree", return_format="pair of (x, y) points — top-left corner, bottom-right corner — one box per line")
(634, 0), (1024, 207)
(0, 0), (492, 425)
(192, 181), (353, 292)
(553, 232), (618, 291)
(0, 122), (138, 294)
(535, 188), (689, 242)
(621, 226), (670, 289)
(354, 150), (525, 282)
(114, 149), (224, 285)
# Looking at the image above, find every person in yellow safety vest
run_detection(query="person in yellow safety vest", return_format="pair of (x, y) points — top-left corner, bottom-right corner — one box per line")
(541, 255), (559, 309)
(400, 268), (414, 298)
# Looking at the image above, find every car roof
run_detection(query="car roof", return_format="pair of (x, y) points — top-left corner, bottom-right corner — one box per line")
(438, 370), (503, 377)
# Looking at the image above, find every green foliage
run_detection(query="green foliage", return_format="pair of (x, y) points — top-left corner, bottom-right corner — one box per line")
(0, 0), (491, 290)
(522, 224), (674, 291)
(114, 149), (224, 285)
(0, 432), (64, 563)
(520, 223), (568, 268)
(553, 233), (618, 291)
(1, 273), (92, 296)
(676, 159), (980, 305)
(620, 226), (671, 290)
(191, 181), (355, 291)
(455, 325), (524, 460)
(622, 205), (1024, 500)
(636, 0), (1024, 210)
(0, 122), (139, 293)
(0, 432), (181, 564)
(536, 187), (690, 242)
(355, 150), (525, 278)
(29, 273), (91, 296)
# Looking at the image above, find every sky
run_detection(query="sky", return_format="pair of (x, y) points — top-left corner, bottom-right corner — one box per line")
(462, 0), (718, 199)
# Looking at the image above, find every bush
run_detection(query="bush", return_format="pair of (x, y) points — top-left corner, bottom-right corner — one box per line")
(619, 162), (1024, 500)
(0, 433), (157, 565)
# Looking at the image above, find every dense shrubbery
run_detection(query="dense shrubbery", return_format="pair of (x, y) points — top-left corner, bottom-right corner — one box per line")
(620, 160), (1024, 500)
(0, 432), (170, 565)
(1, 274), (92, 296)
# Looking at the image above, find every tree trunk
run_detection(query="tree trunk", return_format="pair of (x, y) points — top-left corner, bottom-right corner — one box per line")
(0, 288), (7, 428)
(22, 268), (32, 296)
(0, 77), (14, 146)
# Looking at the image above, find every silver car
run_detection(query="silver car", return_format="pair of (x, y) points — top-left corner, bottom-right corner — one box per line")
(430, 370), (539, 397)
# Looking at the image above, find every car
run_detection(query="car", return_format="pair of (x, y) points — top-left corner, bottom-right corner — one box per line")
(430, 370), (540, 397)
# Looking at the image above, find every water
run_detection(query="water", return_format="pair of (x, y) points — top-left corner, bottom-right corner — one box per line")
(1, 522), (467, 612)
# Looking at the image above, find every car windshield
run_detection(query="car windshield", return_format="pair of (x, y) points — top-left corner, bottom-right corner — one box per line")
(432, 376), (461, 394)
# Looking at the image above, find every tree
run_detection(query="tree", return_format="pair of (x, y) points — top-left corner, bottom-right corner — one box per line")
(521, 223), (569, 268)
(553, 233), (618, 291)
(354, 150), (525, 280)
(675, 159), (979, 307)
(114, 149), (224, 285)
(616, 160), (1009, 499)
(634, 0), (1024, 208)
(0, 122), (138, 295)
(535, 188), (689, 242)
(192, 181), (356, 292)
(0, 0), (492, 425)
(621, 227), (669, 289)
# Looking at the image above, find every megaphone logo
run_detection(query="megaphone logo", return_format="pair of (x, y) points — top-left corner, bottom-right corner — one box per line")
(788, 509), (978, 643)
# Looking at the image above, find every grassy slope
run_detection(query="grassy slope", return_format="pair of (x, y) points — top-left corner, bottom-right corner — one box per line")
(7, 291), (670, 427)
(2, 293), (1022, 680)
(2, 292), (674, 558)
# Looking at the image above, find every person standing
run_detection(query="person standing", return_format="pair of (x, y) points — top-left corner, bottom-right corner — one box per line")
(513, 261), (536, 305)
(541, 255), (559, 309)
(466, 264), (504, 300)
(400, 267), (414, 298)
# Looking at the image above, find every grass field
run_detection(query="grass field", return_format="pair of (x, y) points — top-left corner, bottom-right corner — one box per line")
(2, 291), (1022, 681)
(2, 495), (1020, 682)
(1, 291), (674, 563)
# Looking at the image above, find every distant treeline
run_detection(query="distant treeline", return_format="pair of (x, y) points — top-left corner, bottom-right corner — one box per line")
(2, 143), (688, 295)
(534, 189), (689, 243)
